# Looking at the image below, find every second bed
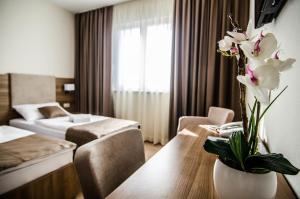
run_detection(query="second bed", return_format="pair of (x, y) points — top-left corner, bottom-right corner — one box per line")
(10, 115), (139, 147)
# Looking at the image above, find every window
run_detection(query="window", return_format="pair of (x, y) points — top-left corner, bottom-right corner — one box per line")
(113, 23), (172, 92)
(112, 0), (173, 145)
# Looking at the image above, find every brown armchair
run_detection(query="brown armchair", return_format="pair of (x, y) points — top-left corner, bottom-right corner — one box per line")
(74, 129), (145, 199)
(177, 107), (234, 132)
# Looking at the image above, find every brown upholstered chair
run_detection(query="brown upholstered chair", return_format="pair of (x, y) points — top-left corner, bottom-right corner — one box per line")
(177, 106), (234, 132)
(74, 129), (145, 199)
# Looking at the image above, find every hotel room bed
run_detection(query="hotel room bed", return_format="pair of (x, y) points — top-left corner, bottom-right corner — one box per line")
(10, 115), (109, 140)
(8, 73), (140, 147)
(10, 115), (139, 146)
(0, 126), (76, 195)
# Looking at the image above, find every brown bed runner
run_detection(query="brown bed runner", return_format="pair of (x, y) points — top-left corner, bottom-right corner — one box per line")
(0, 135), (76, 172)
(66, 118), (139, 147)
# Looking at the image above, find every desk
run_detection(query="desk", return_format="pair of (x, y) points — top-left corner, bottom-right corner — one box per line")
(107, 125), (296, 199)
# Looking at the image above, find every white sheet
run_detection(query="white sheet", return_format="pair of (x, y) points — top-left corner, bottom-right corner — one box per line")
(35, 115), (108, 131)
(10, 115), (107, 139)
(0, 126), (75, 194)
(10, 115), (139, 140)
(70, 114), (92, 123)
(0, 126), (34, 143)
(10, 118), (66, 139)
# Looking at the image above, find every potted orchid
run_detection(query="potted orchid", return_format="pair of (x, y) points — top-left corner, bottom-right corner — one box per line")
(203, 16), (299, 199)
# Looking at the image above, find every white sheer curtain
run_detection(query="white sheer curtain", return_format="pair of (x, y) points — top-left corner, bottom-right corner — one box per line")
(112, 0), (173, 145)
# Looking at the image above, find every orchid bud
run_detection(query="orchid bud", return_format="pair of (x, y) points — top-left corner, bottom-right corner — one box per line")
(230, 47), (239, 55)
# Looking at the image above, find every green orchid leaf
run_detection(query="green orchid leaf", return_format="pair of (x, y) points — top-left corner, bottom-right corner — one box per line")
(229, 131), (248, 170)
(203, 138), (242, 170)
(203, 139), (232, 158)
(245, 153), (300, 175)
(247, 167), (271, 174)
(248, 99), (257, 135)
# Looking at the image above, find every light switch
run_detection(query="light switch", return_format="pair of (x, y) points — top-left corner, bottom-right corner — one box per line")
(63, 103), (70, 108)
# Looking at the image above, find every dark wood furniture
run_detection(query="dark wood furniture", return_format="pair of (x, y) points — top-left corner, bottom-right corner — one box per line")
(107, 125), (297, 199)
(56, 77), (75, 113)
(0, 74), (75, 125)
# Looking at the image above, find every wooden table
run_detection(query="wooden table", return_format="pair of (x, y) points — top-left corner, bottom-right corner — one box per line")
(107, 125), (296, 199)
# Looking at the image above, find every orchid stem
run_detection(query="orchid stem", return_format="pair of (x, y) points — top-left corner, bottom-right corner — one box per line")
(237, 50), (249, 140)
(251, 101), (261, 155)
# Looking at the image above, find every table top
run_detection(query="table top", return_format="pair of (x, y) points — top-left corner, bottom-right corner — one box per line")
(107, 125), (296, 199)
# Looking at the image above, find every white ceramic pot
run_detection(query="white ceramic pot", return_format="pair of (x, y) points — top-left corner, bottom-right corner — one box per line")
(213, 159), (277, 199)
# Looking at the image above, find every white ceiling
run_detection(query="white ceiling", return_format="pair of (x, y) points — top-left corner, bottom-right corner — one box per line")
(49, 0), (131, 13)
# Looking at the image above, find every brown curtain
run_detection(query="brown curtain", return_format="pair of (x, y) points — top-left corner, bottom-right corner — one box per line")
(169, 0), (249, 138)
(75, 7), (114, 116)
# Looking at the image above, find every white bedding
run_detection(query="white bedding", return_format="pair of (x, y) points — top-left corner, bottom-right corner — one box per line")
(0, 126), (34, 143)
(0, 126), (75, 194)
(35, 115), (108, 131)
(9, 115), (109, 139)
(10, 119), (66, 139)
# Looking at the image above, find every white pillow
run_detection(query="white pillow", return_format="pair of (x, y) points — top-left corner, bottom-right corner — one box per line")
(13, 102), (60, 121)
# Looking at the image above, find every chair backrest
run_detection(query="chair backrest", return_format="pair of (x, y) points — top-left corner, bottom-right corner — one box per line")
(208, 106), (234, 125)
(74, 129), (145, 199)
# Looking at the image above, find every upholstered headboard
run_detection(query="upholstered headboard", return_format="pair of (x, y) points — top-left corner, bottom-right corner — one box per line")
(10, 73), (56, 106)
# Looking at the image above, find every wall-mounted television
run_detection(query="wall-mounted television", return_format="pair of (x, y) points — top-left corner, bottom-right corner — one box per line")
(255, 0), (287, 28)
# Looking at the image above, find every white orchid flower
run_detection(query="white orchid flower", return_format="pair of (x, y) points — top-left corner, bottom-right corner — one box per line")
(240, 32), (278, 62)
(227, 31), (247, 43)
(227, 20), (254, 43)
(218, 36), (235, 51)
(237, 64), (280, 104)
(266, 52), (296, 72)
(218, 20), (255, 53)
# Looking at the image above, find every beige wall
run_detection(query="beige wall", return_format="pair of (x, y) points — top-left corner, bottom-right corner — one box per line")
(0, 0), (75, 78)
(250, 0), (300, 196)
